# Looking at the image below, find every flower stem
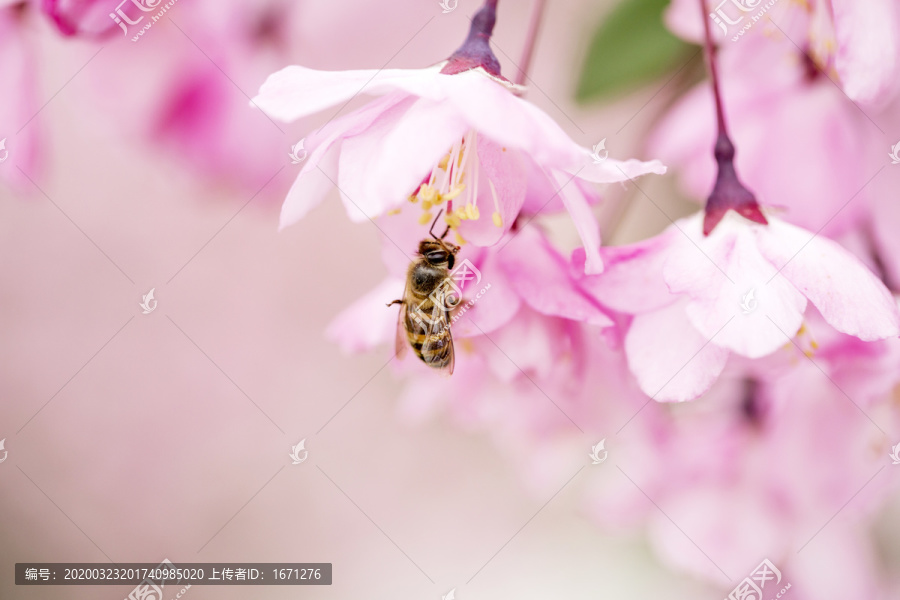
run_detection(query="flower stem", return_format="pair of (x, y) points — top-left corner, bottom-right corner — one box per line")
(514, 0), (547, 86)
(698, 0), (767, 235)
(700, 2), (728, 139)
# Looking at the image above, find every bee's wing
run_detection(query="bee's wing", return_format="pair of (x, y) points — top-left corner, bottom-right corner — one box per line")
(394, 293), (409, 360)
(420, 290), (455, 375)
(440, 287), (457, 376)
(445, 318), (455, 375)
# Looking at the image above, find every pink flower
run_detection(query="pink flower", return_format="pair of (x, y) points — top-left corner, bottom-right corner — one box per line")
(0, 2), (42, 191)
(585, 334), (900, 587)
(651, 34), (876, 236)
(597, 0), (900, 402)
(665, 0), (900, 108)
(578, 211), (900, 401)
(42, 0), (121, 37)
(869, 108), (900, 291)
(134, 0), (305, 192)
(253, 1), (665, 274)
(822, 0), (900, 108)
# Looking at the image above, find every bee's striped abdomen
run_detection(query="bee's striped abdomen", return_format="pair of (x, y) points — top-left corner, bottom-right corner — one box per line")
(404, 300), (453, 370)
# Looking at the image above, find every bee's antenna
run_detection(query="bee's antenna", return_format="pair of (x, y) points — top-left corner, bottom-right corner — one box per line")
(428, 210), (444, 239)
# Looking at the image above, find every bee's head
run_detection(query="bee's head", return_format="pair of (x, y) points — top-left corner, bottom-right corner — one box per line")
(418, 238), (460, 269)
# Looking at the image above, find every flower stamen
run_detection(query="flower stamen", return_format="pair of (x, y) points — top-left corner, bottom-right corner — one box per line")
(408, 130), (495, 239)
(487, 178), (502, 228)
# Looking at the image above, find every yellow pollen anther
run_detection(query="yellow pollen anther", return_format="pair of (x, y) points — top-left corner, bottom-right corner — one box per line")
(387, 208), (402, 216)
(465, 204), (480, 220)
(445, 213), (461, 229)
(408, 194), (418, 203)
(492, 211), (503, 227)
(443, 184), (465, 202)
(419, 212), (434, 225)
(438, 155), (450, 170)
(421, 199), (433, 211)
(454, 232), (467, 245)
(419, 185), (438, 203)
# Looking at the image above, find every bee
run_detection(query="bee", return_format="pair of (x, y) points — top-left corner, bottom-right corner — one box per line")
(388, 211), (461, 374)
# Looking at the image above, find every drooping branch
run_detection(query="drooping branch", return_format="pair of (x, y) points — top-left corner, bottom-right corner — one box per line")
(514, 0), (547, 86)
(699, 0), (767, 235)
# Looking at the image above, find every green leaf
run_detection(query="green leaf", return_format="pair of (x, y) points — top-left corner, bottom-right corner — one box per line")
(576, 0), (697, 102)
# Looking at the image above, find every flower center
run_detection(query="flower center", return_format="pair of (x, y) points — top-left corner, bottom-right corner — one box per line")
(799, 0), (838, 78)
(794, 323), (819, 358)
(407, 131), (503, 242)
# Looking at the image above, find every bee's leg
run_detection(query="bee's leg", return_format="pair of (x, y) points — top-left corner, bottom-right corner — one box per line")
(386, 299), (404, 307)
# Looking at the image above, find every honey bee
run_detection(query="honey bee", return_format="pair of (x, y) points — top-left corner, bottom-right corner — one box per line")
(387, 211), (461, 374)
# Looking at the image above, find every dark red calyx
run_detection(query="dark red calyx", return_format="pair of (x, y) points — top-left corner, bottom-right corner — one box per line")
(440, 0), (503, 78)
(703, 133), (768, 235)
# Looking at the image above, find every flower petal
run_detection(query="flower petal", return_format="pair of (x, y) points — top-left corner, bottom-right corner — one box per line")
(304, 91), (413, 163)
(361, 98), (469, 219)
(498, 227), (612, 326)
(428, 69), (585, 169)
(280, 93), (414, 228)
(544, 168), (604, 275)
(831, 0), (900, 108)
(664, 214), (808, 358)
(574, 155), (667, 184)
(456, 139), (526, 246)
(521, 156), (601, 215)
(448, 251), (521, 339)
(755, 219), (900, 341)
(476, 305), (570, 382)
(325, 277), (405, 353)
(252, 65), (440, 122)
(578, 228), (679, 314)
(279, 143), (340, 229)
(624, 300), (730, 402)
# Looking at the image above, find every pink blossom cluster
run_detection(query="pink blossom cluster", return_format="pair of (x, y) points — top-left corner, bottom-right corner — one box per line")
(254, 0), (900, 596)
